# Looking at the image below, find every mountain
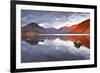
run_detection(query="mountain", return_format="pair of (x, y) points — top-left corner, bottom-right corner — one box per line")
(59, 19), (90, 48)
(46, 27), (58, 34)
(22, 19), (90, 35)
(21, 22), (47, 41)
(71, 19), (90, 34)
(58, 27), (69, 34)
(62, 19), (90, 34)
(22, 23), (47, 34)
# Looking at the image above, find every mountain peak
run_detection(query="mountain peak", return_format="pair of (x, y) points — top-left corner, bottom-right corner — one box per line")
(25, 22), (39, 27)
(60, 19), (90, 34)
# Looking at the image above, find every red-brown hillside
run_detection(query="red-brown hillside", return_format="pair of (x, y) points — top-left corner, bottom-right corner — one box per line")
(62, 19), (90, 48)
(62, 19), (90, 34)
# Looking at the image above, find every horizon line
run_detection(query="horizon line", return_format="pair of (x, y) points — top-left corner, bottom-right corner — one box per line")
(39, 34), (90, 36)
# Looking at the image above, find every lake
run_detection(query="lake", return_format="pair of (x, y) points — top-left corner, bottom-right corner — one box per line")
(21, 35), (90, 63)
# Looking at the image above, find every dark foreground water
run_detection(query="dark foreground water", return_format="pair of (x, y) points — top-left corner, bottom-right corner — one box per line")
(21, 35), (90, 63)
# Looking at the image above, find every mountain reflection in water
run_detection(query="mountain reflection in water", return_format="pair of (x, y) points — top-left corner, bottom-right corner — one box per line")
(21, 35), (90, 63)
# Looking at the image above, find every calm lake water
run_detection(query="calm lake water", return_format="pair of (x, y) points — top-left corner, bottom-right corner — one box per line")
(21, 35), (90, 63)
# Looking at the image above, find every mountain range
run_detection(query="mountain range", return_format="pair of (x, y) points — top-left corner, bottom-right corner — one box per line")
(22, 19), (90, 34)
(21, 19), (90, 48)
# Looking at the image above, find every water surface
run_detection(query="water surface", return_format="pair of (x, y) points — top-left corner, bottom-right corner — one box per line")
(21, 35), (90, 63)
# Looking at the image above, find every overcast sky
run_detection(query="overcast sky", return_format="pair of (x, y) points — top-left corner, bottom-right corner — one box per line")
(21, 10), (90, 29)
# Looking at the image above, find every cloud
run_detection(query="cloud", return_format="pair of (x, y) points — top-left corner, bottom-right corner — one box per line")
(21, 10), (90, 29)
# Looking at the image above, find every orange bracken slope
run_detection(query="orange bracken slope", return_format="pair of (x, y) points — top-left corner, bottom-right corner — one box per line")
(63, 19), (90, 48)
